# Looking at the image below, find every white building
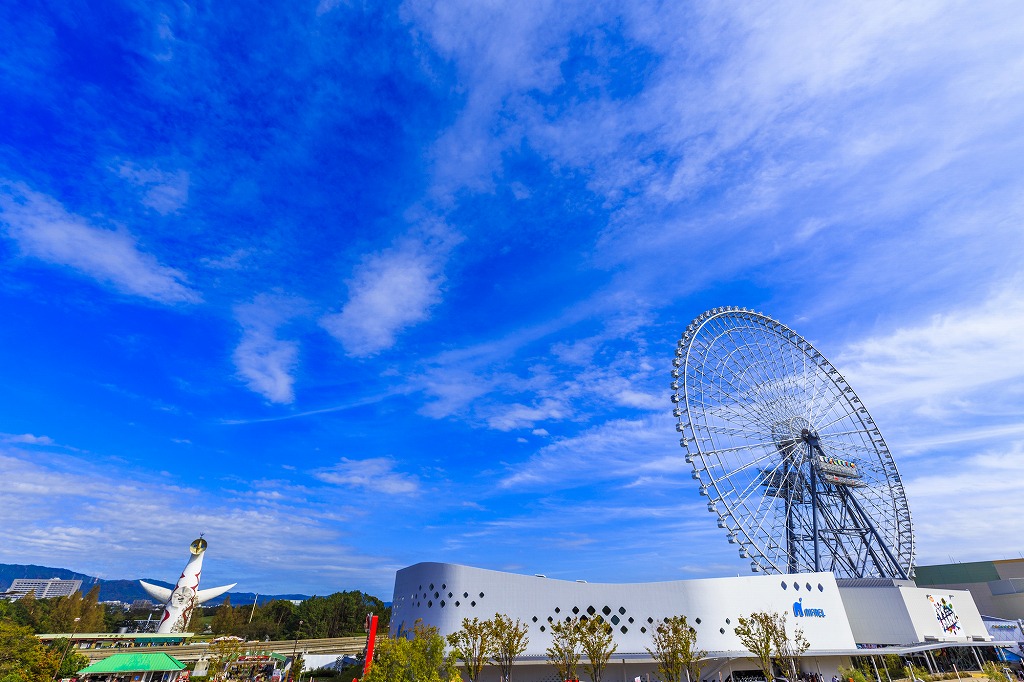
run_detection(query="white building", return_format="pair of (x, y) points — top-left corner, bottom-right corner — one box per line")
(4, 577), (82, 600)
(391, 563), (1004, 682)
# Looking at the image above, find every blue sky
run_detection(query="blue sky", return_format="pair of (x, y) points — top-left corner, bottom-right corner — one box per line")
(2, 1), (1023, 598)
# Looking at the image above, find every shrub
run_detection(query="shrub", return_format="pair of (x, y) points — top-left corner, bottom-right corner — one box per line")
(983, 662), (1007, 682)
(839, 666), (871, 682)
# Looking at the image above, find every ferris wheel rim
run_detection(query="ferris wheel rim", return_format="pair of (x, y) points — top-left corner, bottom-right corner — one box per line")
(671, 306), (915, 578)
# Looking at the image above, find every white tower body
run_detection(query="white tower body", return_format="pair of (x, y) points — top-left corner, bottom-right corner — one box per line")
(140, 537), (237, 634)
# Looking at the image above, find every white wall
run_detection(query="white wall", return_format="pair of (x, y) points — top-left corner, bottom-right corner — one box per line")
(838, 585), (988, 645)
(391, 563), (858, 657)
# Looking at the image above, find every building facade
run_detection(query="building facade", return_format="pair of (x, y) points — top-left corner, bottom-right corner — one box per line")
(916, 560), (1024, 621)
(392, 563), (999, 682)
(4, 578), (82, 600)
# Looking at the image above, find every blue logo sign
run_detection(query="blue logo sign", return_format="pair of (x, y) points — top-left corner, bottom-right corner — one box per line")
(793, 598), (825, 618)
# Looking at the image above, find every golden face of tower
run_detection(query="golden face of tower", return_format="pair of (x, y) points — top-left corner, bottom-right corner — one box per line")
(189, 538), (208, 555)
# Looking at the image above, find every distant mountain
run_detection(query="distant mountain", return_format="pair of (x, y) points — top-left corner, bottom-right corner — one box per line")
(0, 564), (309, 605)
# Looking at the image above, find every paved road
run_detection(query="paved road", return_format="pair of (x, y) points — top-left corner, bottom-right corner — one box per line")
(79, 636), (369, 663)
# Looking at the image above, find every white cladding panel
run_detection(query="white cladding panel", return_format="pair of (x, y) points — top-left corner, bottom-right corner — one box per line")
(838, 586), (988, 645)
(902, 587), (987, 642)
(838, 587), (918, 645)
(392, 563), (857, 656)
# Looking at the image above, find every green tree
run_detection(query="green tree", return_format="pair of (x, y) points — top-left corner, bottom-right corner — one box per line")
(207, 639), (244, 681)
(290, 653), (305, 682)
(734, 612), (777, 682)
(734, 611), (808, 682)
(839, 666), (870, 682)
(580, 616), (617, 682)
(47, 594), (81, 633)
(547, 617), (584, 682)
(364, 620), (457, 682)
(982, 663), (1004, 682)
(293, 591), (390, 639)
(46, 638), (89, 678)
(364, 635), (410, 682)
(646, 615), (707, 682)
(489, 613), (529, 682)
(447, 617), (492, 682)
(0, 621), (60, 682)
(243, 599), (298, 641)
(10, 593), (43, 631)
(211, 596), (242, 635)
(78, 586), (106, 633)
(771, 613), (808, 679)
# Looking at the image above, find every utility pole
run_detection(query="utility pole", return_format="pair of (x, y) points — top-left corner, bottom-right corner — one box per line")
(249, 594), (259, 623)
(53, 617), (81, 682)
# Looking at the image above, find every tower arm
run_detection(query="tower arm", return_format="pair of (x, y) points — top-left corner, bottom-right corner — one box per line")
(139, 581), (173, 603)
(196, 583), (238, 604)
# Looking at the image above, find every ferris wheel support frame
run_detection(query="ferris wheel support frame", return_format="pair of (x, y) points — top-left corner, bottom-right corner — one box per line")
(806, 433), (909, 580)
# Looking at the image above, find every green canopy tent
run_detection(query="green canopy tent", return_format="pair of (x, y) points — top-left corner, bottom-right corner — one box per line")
(78, 653), (187, 682)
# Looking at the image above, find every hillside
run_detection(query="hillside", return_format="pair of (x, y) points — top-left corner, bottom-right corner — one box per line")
(0, 563), (309, 605)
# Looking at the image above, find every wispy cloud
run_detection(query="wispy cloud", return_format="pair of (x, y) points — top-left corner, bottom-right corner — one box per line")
(0, 445), (398, 593)
(907, 441), (1024, 564)
(116, 162), (190, 215)
(233, 293), (307, 404)
(313, 457), (420, 495)
(839, 283), (1024, 415)
(0, 181), (201, 304)
(500, 416), (678, 489)
(0, 433), (55, 446)
(200, 248), (253, 271)
(321, 225), (462, 357)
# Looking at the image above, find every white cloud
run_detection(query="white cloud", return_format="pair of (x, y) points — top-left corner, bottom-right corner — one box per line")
(321, 226), (461, 357)
(0, 181), (201, 304)
(838, 284), (1024, 414)
(0, 446), (398, 594)
(313, 457), (420, 495)
(233, 294), (306, 404)
(500, 416), (679, 489)
(117, 162), (190, 214)
(403, 0), (1024, 319)
(0, 433), (55, 446)
(485, 399), (568, 432)
(200, 248), (252, 270)
(315, 0), (347, 16)
(417, 367), (492, 420)
(906, 442), (1024, 564)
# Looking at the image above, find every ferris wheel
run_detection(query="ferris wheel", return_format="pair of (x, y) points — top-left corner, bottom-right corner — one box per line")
(671, 307), (914, 579)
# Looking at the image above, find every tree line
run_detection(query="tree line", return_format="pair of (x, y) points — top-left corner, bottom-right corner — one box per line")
(208, 590), (391, 640)
(0, 584), (115, 634)
(364, 608), (809, 682)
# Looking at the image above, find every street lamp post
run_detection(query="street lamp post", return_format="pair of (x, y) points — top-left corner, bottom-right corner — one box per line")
(54, 617), (81, 682)
(290, 620), (303, 682)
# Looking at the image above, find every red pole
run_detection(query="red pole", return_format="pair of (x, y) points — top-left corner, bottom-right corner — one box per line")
(362, 615), (379, 678)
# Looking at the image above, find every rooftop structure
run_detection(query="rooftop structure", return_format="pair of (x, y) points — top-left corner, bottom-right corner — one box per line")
(916, 559), (1024, 621)
(78, 652), (186, 682)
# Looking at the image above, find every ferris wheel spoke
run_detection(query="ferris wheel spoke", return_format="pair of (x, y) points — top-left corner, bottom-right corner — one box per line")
(699, 360), (783, 433)
(731, 453), (790, 510)
(811, 407), (864, 434)
(706, 448), (780, 487)
(700, 328), (795, 429)
(804, 372), (844, 426)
